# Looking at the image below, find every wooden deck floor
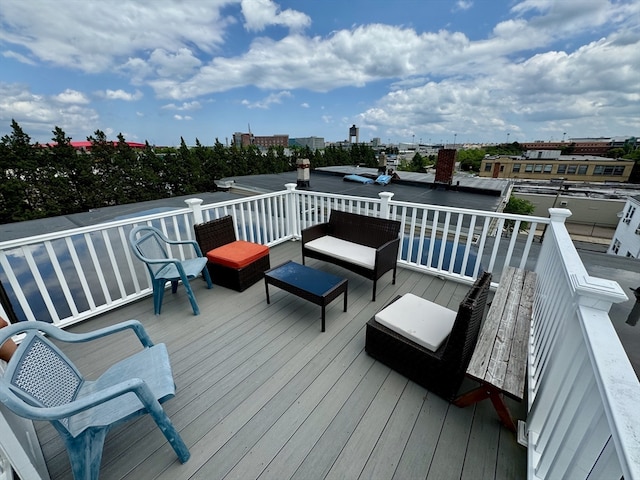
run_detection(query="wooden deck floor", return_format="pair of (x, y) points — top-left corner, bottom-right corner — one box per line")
(36, 240), (526, 480)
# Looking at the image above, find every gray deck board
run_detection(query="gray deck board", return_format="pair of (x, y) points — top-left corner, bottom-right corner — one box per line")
(35, 239), (526, 480)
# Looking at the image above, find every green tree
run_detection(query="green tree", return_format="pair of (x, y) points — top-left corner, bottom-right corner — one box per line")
(410, 152), (424, 171)
(137, 142), (169, 199)
(457, 149), (485, 172)
(0, 120), (41, 221)
(45, 127), (97, 214)
(88, 130), (119, 206)
(606, 147), (625, 159)
(485, 142), (523, 156)
(191, 138), (214, 192)
(503, 195), (535, 232)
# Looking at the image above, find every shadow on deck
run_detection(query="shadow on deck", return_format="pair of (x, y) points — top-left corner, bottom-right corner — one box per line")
(37, 240), (526, 480)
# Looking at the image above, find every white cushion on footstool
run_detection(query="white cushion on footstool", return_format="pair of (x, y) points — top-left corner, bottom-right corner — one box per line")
(374, 293), (456, 352)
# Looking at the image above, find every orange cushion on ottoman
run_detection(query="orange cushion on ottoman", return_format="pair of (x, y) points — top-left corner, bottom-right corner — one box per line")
(206, 241), (269, 269)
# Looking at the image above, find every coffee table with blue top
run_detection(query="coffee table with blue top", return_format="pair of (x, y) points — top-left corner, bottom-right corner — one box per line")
(264, 261), (348, 332)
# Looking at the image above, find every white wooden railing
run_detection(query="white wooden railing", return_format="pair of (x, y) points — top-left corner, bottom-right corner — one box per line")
(0, 191), (297, 327)
(528, 208), (638, 480)
(0, 187), (639, 479)
(286, 185), (548, 285)
(0, 184), (557, 326)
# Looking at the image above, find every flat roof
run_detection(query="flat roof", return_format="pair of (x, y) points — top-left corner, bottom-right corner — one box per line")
(222, 167), (511, 212)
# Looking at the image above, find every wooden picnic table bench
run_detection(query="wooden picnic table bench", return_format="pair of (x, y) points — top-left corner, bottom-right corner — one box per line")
(454, 266), (536, 432)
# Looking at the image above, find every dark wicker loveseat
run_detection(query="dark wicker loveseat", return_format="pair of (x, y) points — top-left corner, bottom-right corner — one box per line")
(194, 216), (270, 292)
(365, 271), (492, 401)
(301, 210), (401, 301)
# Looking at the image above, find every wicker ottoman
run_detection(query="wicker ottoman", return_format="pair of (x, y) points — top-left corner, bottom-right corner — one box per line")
(205, 240), (270, 291)
(194, 216), (271, 292)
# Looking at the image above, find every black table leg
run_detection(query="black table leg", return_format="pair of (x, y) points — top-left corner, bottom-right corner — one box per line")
(265, 279), (270, 304)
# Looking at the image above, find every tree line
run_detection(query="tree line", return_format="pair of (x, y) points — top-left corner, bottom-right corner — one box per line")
(0, 121), (378, 224)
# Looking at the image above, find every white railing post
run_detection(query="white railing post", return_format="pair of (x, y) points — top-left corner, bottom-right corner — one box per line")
(284, 183), (298, 238)
(378, 192), (394, 219)
(184, 197), (204, 225)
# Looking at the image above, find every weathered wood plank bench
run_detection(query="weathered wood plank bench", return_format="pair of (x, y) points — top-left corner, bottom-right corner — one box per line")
(454, 266), (536, 432)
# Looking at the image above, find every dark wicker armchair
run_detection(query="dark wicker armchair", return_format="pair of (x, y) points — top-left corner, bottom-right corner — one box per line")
(365, 271), (492, 401)
(194, 215), (270, 292)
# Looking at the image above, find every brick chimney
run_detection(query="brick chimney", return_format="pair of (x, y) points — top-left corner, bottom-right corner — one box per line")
(435, 149), (457, 185)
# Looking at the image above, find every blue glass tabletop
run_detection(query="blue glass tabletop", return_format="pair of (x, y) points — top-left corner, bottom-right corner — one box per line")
(266, 261), (345, 295)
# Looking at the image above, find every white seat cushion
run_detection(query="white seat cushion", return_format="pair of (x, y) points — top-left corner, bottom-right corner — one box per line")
(374, 293), (457, 352)
(305, 236), (376, 269)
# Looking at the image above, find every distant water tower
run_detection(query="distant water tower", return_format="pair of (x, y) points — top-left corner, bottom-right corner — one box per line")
(349, 124), (359, 144)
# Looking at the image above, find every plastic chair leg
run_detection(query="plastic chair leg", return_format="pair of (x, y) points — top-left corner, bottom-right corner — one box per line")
(66, 427), (109, 480)
(146, 402), (191, 463)
(202, 267), (213, 289)
(153, 281), (165, 315)
(180, 276), (200, 315)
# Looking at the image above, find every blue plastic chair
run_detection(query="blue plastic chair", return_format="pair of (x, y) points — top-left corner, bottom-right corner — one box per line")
(129, 225), (212, 315)
(0, 320), (190, 480)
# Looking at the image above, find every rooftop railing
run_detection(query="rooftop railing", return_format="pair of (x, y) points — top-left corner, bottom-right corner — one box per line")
(528, 209), (638, 479)
(0, 185), (638, 479)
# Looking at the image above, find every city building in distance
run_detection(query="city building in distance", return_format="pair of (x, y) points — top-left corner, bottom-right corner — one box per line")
(480, 150), (634, 182)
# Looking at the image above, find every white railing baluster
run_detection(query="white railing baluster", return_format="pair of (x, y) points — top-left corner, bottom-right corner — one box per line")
(65, 236), (97, 310)
(84, 232), (112, 305)
(437, 212), (452, 271)
(586, 435), (624, 479)
(44, 241), (79, 317)
(463, 214), (476, 277)
(118, 225), (141, 293)
(0, 251), (34, 321)
(486, 218), (504, 274)
(101, 230), (127, 300)
(23, 246), (59, 323)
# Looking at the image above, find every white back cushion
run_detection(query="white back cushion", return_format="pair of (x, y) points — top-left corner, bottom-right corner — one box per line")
(374, 293), (456, 352)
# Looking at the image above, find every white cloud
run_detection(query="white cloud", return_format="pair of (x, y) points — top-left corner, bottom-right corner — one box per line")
(0, 0), (233, 73)
(55, 89), (89, 104)
(1, 0), (638, 143)
(455, 1), (473, 11)
(0, 83), (99, 139)
(358, 29), (640, 142)
(149, 48), (203, 78)
(162, 101), (202, 111)
(241, 90), (292, 109)
(241, 0), (310, 32)
(2, 50), (36, 65)
(173, 114), (192, 121)
(100, 89), (143, 101)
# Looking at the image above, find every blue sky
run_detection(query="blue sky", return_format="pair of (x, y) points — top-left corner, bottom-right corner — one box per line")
(1, 0), (639, 146)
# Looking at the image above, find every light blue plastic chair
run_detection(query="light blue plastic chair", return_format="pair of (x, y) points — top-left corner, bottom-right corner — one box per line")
(0, 320), (189, 480)
(129, 225), (213, 315)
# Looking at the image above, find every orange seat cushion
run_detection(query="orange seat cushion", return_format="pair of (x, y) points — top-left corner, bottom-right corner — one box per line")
(206, 241), (269, 269)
